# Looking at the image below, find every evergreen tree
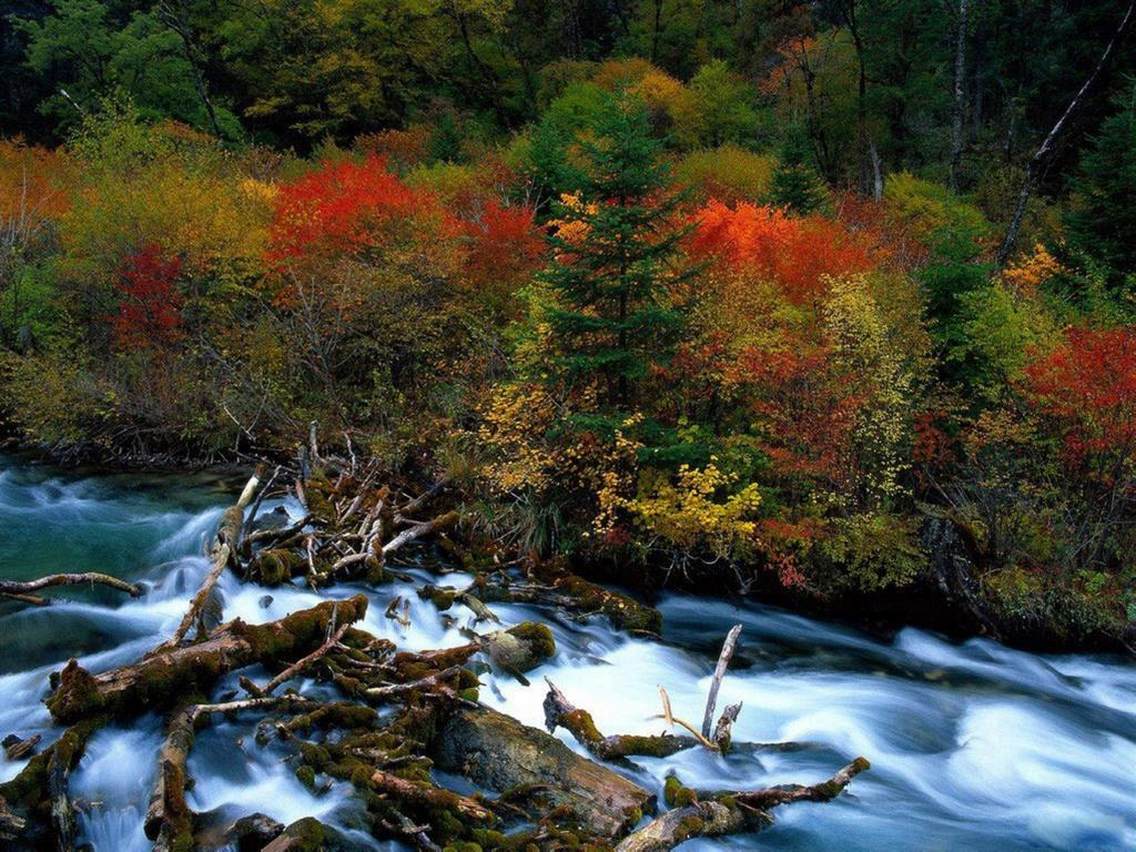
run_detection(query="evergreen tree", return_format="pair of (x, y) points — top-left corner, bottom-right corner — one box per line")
(1066, 81), (1136, 292)
(769, 127), (827, 215)
(541, 91), (694, 426)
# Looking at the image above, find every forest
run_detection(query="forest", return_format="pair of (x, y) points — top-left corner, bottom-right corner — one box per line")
(1, 2), (1136, 846)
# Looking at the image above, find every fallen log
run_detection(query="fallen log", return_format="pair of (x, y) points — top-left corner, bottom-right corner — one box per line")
(543, 679), (695, 759)
(154, 467), (264, 653)
(475, 566), (662, 634)
(0, 716), (105, 850)
(616, 758), (870, 852)
(0, 572), (142, 607)
(146, 695), (318, 851)
(369, 769), (493, 823)
(46, 595), (369, 724)
(429, 704), (655, 841)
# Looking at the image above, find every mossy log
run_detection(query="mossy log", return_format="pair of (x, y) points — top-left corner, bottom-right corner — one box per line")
(369, 769), (494, 823)
(477, 567), (662, 634)
(0, 716), (105, 849)
(146, 695), (318, 851)
(429, 705), (655, 841)
(543, 679), (695, 759)
(615, 759), (870, 852)
(45, 595), (369, 724)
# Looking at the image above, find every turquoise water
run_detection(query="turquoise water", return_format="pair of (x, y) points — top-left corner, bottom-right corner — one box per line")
(1, 455), (1134, 850)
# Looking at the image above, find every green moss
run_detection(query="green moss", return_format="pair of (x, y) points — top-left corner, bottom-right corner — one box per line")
(470, 829), (506, 848)
(276, 817), (328, 850)
(419, 584), (458, 610)
(562, 709), (603, 747)
(298, 742), (331, 771)
(251, 548), (304, 585)
(295, 764), (317, 790)
(507, 622), (556, 660)
(674, 814), (705, 843)
(664, 775), (696, 808)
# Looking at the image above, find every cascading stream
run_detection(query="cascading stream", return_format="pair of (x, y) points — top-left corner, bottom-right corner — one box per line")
(0, 456), (1133, 850)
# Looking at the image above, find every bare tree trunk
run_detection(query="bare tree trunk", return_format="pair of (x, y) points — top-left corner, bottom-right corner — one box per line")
(157, 0), (222, 137)
(997, 0), (1136, 265)
(949, 0), (969, 192)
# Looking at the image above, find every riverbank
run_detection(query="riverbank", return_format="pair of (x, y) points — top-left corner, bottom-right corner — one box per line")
(5, 436), (1132, 659)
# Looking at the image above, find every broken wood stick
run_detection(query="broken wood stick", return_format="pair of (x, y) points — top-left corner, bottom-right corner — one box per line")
(658, 687), (717, 750)
(712, 701), (743, 754)
(0, 572), (142, 606)
(615, 758), (870, 852)
(2, 734), (41, 761)
(543, 679), (696, 759)
(701, 623), (742, 738)
(381, 511), (460, 557)
(369, 769), (494, 823)
(246, 620), (351, 697)
(363, 666), (464, 702)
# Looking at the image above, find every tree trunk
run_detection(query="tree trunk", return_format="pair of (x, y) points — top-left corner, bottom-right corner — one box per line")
(949, 0), (970, 192)
(46, 595), (369, 724)
(997, 0), (1136, 264)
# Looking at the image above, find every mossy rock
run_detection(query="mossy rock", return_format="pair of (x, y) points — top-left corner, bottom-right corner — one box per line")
(483, 622), (556, 674)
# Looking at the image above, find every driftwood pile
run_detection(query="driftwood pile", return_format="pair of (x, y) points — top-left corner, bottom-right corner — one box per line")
(0, 437), (870, 851)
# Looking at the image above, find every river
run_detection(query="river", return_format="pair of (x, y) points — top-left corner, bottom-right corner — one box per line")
(0, 456), (1134, 851)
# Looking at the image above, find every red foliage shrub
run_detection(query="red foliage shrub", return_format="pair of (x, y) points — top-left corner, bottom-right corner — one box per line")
(1023, 326), (1136, 469)
(267, 154), (434, 261)
(690, 200), (874, 303)
(113, 244), (183, 350)
(461, 199), (544, 290)
(731, 340), (863, 486)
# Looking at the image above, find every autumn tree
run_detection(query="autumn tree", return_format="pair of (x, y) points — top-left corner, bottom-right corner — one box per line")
(112, 243), (183, 349)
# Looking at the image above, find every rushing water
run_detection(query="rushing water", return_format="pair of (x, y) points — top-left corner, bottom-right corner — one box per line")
(0, 456), (1134, 851)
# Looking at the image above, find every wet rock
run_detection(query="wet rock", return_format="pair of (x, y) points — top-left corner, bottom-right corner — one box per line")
(225, 812), (284, 851)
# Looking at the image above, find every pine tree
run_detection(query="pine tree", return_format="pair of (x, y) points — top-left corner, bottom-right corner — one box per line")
(1065, 81), (1136, 290)
(541, 92), (694, 427)
(769, 126), (828, 215)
